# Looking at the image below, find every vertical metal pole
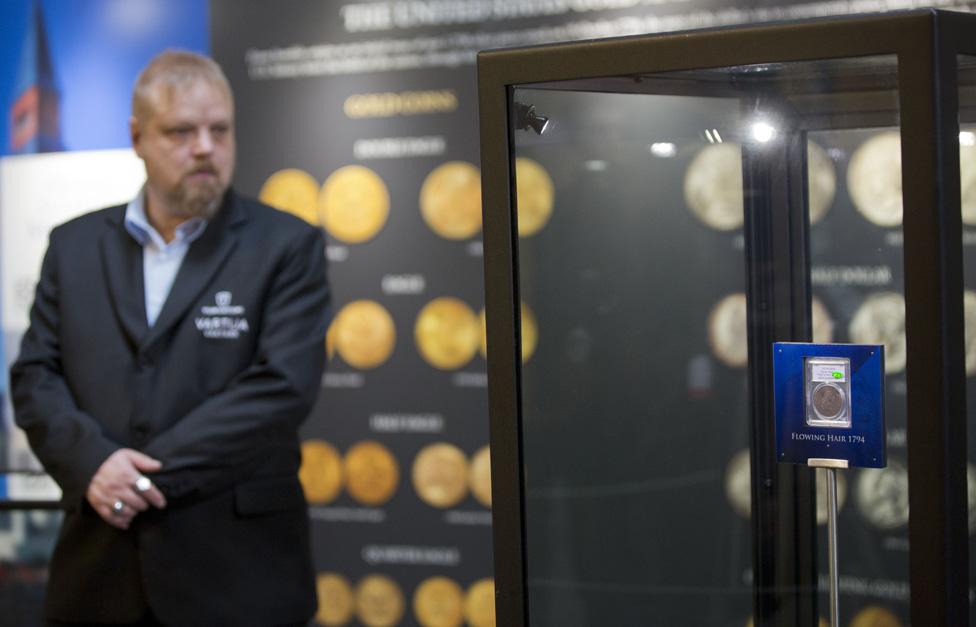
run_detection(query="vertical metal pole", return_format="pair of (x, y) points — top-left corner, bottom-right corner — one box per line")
(826, 468), (839, 627)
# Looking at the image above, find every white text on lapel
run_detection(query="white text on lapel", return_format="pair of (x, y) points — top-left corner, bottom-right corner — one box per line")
(195, 291), (250, 339)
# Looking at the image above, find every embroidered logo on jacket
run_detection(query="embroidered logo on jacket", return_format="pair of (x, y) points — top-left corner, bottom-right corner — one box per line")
(195, 291), (249, 339)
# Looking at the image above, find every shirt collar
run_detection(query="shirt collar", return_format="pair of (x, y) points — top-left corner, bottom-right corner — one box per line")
(124, 187), (208, 249)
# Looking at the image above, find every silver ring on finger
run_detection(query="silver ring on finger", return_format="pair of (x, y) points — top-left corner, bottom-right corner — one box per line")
(112, 499), (125, 515)
(134, 476), (152, 493)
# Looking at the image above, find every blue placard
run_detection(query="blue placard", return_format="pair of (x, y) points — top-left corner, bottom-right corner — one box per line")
(773, 342), (886, 468)
(0, 473), (7, 500)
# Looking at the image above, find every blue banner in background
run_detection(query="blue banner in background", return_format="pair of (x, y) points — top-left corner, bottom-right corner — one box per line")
(0, 0), (209, 156)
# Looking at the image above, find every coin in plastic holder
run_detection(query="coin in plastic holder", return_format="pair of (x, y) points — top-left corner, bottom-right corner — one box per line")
(805, 356), (851, 428)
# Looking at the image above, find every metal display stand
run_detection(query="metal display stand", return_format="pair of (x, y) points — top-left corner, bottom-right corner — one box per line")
(808, 458), (848, 627)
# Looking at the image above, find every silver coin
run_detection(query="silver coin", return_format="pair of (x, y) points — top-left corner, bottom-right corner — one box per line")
(855, 457), (909, 530)
(811, 295), (834, 344)
(708, 293), (748, 368)
(684, 143), (744, 231)
(812, 384), (845, 419)
(848, 131), (903, 227)
(807, 141), (837, 225)
(848, 291), (906, 375)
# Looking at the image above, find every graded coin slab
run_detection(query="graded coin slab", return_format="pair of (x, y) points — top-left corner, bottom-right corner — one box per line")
(468, 445), (492, 508)
(849, 605), (903, 627)
(334, 300), (396, 370)
(412, 442), (470, 509)
(708, 292), (748, 368)
(684, 142), (744, 231)
(848, 292), (906, 375)
(847, 131), (903, 227)
(855, 458), (909, 530)
(343, 441), (400, 506)
(258, 168), (321, 226)
(299, 439), (343, 505)
(316, 572), (355, 626)
(420, 161), (483, 239)
(463, 579), (496, 627)
(515, 157), (555, 237)
(415, 297), (480, 370)
(413, 576), (465, 627)
(355, 574), (405, 627)
(320, 164), (390, 243)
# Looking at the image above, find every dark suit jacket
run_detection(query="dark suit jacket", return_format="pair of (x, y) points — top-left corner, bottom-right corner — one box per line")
(10, 190), (330, 625)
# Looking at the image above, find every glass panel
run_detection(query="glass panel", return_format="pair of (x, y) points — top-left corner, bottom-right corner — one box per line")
(959, 53), (976, 626)
(807, 120), (909, 625)
(513, 85), (751, 627)
(512, 55), (902, 626)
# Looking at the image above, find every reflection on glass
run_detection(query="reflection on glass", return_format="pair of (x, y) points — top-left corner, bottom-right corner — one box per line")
(512, 54), (912, 626)
(960, 52), (976, 627)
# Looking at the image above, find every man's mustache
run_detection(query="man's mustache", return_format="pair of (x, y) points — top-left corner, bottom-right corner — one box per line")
(187, 164), (218, 176)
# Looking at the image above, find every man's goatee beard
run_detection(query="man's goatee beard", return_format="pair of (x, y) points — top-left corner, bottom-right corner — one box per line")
(172, 184), (224, 220)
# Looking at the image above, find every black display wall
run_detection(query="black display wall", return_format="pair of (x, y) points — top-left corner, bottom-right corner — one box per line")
(210, 2), (976, 626)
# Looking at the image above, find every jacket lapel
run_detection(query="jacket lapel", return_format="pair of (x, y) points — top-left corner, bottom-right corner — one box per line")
(100, 206), (149, 350)
(139, 192), (246, 352)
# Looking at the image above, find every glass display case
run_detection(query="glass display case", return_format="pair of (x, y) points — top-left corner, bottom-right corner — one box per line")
(478, 10), (975, 627)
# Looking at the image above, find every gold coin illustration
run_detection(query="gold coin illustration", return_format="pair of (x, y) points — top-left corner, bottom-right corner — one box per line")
(708, 292), (748, 368)
(415, 297), (480, 370)
(811, 295), (834, 344)
(344, 441), (399, 506)
(478, 303), (538, 363)
(334, 300), (396, 369)
(320, 165), (390, 243)
(316, 572), (355, 626)
(848, 132), (903, 227)
(807, 141), (836, 225)
(515, 157), (554, 237)
(965, 290), (976, 376)
(684, 143), (744, 231)
(413, 576), (465, 627)
(469, 445), (492, 508)
(299, 440), (343, 505)
(463, 579), (496, 627)
(420, 161), (482, 239)
(849, 605), (903, 627)
(960, 136), (976, 225)
(326, 319), (336, 360)
(855, 457), (909, 530)
(725, 449), (752, 519)
(412, 442), (469, 508)
(355, 574), (405, 627)
(259, 168), (321, 226)
(848, 291), (906, 374)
